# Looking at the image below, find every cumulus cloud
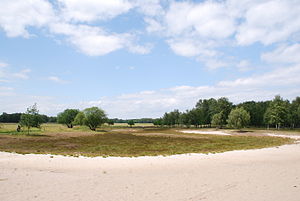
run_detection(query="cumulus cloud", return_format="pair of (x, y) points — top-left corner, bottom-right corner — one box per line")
(49, 23), (127, 56)
(0, 0), (54, 37)
(140, 0), (300, 69)
(57, 0), (133, 22)
(261, 43), (300, 64)
(0, 0), (151, 56)
(236, 0), (300, 45)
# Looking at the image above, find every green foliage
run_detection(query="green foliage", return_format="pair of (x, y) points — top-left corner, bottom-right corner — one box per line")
(196, 97), (232, 126)
(264, 96), (289, 129)
(57, 109), (79, 128)
(73, 112), (85, 126)
(107, 119), (115, 126)
(83, 107), (107, 131)
(211, 112), (224, 128)
(290, 97), (300, 128)
(227, 107), (250, 129)
(128, 120), (135, 127)
(19, 103), (43, 134)
(237, 101), (270, 127)
(162, 109), (181, 127)
(153, 118), (163, 127)
(0, 112), (22, 123)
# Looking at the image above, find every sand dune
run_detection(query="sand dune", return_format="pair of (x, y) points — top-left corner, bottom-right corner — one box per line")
(1, 141), (300, 201)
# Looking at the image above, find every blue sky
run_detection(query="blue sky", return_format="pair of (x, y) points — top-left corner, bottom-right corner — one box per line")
(1, 0), (300, 118)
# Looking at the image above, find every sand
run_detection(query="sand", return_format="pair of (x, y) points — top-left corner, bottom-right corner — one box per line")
(1, 140), (300, 201)
(180, 130), (231, 135)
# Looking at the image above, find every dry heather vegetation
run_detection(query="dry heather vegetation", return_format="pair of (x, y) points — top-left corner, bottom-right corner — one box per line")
(0, 123), (294, 157)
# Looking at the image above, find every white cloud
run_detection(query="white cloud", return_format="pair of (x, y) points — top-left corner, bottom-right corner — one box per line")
(0, 63), (31, 81)
(261, 43), (300, 64)
(140, 0), (300, 69)
(49, 23), (128, 56)
(47, 76), (68, 84)
(0, 0), (151, 56)
(13, 69), (31, 79)
(164, 1), (236, 38)
(49, 22), (151, 56)
(236, 60), (252, 71)
(134, 0), (164, 17)
(57, 0), (133, 22)
(236, 0), (300, 45)
(0, 0), (54, 37)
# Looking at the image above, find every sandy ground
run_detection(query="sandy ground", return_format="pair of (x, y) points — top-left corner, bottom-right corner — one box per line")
(180, 130), (231, 135)
(1, 139), (300, 201)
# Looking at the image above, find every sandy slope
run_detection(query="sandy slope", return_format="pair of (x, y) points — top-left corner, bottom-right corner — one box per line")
(1, 143), (300, 201)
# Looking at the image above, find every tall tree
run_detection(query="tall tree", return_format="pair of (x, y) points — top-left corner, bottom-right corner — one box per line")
(19, 103), (43, 134)
(57, 109), (79, 128)
(73, 112), (85, 126)
(290, 97), (300, 128)
(211, 112), (224, 128)
(227, 107), (250, 129)
(238, 101), (270, 127)
(83, 107), (107, 131)
(264, 96), (289, 129)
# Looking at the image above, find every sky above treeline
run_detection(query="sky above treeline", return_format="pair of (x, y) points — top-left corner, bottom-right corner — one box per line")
(0, 0), (300, 118)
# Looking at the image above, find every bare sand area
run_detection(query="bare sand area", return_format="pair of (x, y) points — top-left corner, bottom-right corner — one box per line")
(1, 139), (300, 201)
(180, 130), (231, 135)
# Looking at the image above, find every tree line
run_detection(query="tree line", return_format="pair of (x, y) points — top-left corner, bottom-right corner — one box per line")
(0, 112), (56, 123)
(2, 95), (299, 133)
(154, 96), (300, 129)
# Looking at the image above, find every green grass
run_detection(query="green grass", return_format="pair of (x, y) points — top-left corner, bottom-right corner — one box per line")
(0, 132), (292, 157)
(0, 123), (295, 157)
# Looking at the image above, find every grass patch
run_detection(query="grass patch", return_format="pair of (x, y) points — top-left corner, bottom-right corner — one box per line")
(0, 132), (292, 157)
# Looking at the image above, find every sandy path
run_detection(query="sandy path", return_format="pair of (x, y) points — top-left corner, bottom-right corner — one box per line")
(1, 142), (300, 201)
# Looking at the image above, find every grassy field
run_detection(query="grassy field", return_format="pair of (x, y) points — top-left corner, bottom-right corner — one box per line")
(0, 123), (295, 157)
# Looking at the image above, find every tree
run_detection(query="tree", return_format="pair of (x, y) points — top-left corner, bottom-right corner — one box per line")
(227, 107), (250, 129)
(162, 110), (181, 127)
(107, 119), (115, 126)
(128, 120), (135, 127)
(153, 118), (163, 127)
(73, 112), (85, 126)
(211, 112), (224, 128)
(215, 97), (233, 126)
(195, 97), (232, 126)
(57, 109), (79, 128)
(19, 103), (43, 134)
(238, 101), (270, 127)
(83, 107), (107, 131)
(179, 111), (192, 128)
(290, 97), (300, 128)
(264, 96), (289, 129)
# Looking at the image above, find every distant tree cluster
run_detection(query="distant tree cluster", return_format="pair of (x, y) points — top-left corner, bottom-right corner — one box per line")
(57, 107), (107, 131)
(155, 96), (300, 129)
(111, 118), (155, 124)
(0, 112), (56, 123)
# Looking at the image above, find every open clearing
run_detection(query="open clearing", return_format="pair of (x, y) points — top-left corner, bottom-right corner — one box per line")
(1, 124), (300, 201)
(0, 123), (294, 157)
